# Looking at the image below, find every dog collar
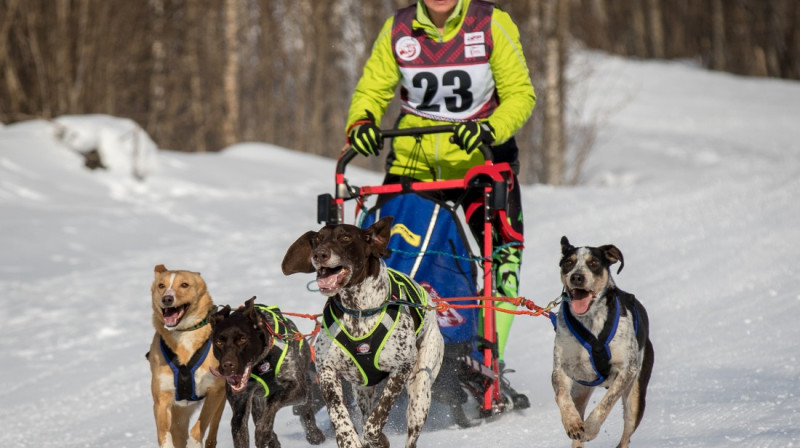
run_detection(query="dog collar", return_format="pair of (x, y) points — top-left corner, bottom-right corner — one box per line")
(331, 298), (387, 318)
(175, 311), (212, 332)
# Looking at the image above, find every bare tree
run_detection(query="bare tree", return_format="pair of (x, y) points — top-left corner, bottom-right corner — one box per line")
(710, 0), (726, 71)
(647, 0), (664, 59)
(540, 0), (568, 185)
(148, 0), (166, 144)
(222, 0), (241, 147)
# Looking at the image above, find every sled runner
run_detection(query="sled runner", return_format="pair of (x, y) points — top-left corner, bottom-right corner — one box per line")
(317, 126), (526, 426)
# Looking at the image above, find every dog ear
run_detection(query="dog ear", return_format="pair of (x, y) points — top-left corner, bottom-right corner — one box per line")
(366, 216), (394, 258)
(154, 264), (167, 276)
(282, 231), (317, 275)
(243, 296), (259, 324)
(601, 244), (625, 274)
(210, 305), (232, 327)
(560, 236), (574, 255)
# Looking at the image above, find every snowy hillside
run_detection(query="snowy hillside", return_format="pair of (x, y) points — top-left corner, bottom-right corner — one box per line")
(1, 52), (798, 447)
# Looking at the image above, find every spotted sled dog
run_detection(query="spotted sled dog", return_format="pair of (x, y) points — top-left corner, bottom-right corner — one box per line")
(550, 237), (655, 448)
(281, 217), (444, 448)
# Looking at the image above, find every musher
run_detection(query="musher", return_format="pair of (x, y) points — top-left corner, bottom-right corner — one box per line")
(345, 0), (536, 407)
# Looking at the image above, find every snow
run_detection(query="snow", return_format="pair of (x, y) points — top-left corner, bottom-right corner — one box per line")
(1, 52), (799, 447)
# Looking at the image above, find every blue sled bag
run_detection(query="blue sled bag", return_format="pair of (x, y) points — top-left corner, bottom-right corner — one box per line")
(361, 193), (479, 345)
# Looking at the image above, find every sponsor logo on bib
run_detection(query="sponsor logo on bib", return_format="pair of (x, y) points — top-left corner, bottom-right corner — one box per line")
(465, 44), (486, 58)
(464, 31), (485, 45)
(396, 36), (421, 61)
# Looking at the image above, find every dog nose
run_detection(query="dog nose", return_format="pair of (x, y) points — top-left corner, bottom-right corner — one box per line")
(313, 248), (330, 265)
(161, 295), (175, 307)
(222, 360), (235, 372)
(570, 273), (585, 286)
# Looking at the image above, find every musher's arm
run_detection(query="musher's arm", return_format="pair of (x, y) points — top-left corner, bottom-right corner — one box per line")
(486, 9), (536, 144)
(346, 18), (399, 133)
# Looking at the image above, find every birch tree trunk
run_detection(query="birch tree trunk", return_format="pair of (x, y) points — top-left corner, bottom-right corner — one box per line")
(222, 0), (240, 147)
(541, 0), (566, 185)
(711, 0), (726, 71)
(630, 1), (648, 57)
(186, 0), (207, 152)
(148, 0), (166, 142)
(647, 0), (665, 59)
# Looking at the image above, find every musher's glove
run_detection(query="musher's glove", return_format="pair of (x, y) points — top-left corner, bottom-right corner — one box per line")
(348, 111), (383, 156)
(452, 121), (495, 154)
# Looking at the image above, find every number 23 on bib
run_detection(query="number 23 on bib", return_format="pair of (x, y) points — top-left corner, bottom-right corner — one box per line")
(392, 1), (498, 122)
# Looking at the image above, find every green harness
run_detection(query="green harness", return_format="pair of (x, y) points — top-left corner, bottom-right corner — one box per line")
(322, 268), (427, 387)
(248, 304), (304, 397)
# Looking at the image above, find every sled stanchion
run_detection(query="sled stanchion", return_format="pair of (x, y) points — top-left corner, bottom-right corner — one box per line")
(326, 127), (523, 424)
(480, 157), (500, 416)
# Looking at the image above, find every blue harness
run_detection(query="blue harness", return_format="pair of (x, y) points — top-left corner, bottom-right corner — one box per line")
(160, 337), (212, 402)
(550, 288), (643, 387)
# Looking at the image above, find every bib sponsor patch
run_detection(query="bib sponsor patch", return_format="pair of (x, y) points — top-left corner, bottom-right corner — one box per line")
(465, 44), (486, 59)
(464, 31), (485, 45)
(396, 36), (421, 62)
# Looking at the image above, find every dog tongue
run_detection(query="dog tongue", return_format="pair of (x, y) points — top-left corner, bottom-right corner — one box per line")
(317, 273), (339, 290)
(569, 290), (593, 315)
(570, 298), (592, 315)
(163, 307), (183, 327)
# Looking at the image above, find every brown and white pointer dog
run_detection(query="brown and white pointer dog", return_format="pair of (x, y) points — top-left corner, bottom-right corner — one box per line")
(209, 297), (325, 448)
(551, 237), (654, 448)
(282, 217), (444, 448)
(147, 265), (226, 448)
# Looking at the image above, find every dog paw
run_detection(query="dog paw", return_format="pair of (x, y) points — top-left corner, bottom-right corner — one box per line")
(363, 432), (389, 448)
(583, 415), (602, 441)
(564, 417), (585, 441)
(305, 427), (325, 445)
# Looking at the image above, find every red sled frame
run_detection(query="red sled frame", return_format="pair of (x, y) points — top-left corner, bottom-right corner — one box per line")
(317, 125), (523, 418)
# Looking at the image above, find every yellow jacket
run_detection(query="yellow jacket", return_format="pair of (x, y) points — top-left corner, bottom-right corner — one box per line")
(346, 0), (535, 181)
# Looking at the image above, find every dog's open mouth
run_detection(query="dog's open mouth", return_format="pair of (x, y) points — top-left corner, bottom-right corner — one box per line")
(162, 304), (188, 328)
(316, 266), (349, 294)
(211, 363), (253, 394)
(568, 288), (594, 315)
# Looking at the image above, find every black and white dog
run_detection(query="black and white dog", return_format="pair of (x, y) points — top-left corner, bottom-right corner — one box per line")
(210, 297), (325, 448)
(551, 236), (654, 448)
(282, 217), (444, 448)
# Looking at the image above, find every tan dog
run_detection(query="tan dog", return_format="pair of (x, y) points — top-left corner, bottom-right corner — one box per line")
(147, 265), (226, 448)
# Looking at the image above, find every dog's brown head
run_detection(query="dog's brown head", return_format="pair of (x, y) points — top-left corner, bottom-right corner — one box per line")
(151, 264), (213, 330)
(559, 236), (624, 315)
(281, 217), (393, 296)
(209, 297), (270, 393)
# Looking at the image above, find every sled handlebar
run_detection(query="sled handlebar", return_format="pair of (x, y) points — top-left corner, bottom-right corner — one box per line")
(337, 125), (493, 174)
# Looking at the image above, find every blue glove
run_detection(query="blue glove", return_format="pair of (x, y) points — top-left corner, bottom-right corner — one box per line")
(348, 111), (383, 156)
(452, 122), (495, 154)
